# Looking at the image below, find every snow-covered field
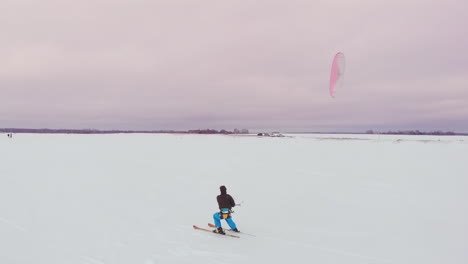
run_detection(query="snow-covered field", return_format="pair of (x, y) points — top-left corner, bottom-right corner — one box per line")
(1, 133), (467, 264)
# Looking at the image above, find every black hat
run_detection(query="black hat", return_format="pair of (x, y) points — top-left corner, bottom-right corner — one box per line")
(220, 185), (227, 194)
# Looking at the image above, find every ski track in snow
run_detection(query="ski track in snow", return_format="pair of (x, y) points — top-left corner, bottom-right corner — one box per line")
(278, 237), (395, 264)
(0, 217), (28, 233)
(80, 256), (106, 264)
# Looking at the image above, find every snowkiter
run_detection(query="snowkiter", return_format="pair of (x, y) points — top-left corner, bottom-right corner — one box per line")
(213, 185), (239, 234)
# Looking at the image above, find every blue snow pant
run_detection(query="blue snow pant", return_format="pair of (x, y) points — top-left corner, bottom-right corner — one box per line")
(213, 209), (237, 230)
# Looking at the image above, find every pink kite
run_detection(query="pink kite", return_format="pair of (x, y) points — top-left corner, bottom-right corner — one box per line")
(329, 52), (345, 98)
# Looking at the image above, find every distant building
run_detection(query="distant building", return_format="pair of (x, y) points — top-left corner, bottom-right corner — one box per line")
(271, 132), (284, 137)
(257, 132), (284, 137)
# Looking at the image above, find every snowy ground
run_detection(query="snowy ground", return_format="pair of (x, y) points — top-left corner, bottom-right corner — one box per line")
(1, 133), (467, 264)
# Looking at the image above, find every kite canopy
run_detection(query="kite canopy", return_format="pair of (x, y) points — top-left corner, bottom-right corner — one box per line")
(329, 52), (345, 98)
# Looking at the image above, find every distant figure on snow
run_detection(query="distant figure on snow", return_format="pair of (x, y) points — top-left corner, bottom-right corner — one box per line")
(213, 185), (239, 234)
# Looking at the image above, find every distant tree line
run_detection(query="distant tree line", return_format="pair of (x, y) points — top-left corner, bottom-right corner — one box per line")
(0, 128), (249, 134)
(187, 128), (249, 134)
(0, 128), (179, 134)
(365, 130), (465, 135)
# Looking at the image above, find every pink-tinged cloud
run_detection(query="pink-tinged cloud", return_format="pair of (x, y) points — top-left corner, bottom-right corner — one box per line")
(1, 0), (468, 132)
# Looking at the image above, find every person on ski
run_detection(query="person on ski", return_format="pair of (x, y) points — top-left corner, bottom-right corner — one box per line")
(213, 185), (239, 234)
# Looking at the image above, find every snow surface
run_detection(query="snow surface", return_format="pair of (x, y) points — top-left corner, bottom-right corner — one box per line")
(1, 133), (467, 264)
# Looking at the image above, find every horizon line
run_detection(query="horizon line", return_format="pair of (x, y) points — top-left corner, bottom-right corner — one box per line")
(1, 128), (467, 136)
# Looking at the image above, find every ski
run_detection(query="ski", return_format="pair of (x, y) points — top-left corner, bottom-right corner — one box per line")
(193, 225), (240, 238)
(207, 223), (255, 237)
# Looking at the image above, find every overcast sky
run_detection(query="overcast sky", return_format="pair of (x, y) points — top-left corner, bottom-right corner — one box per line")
(1, 0), (467, 132)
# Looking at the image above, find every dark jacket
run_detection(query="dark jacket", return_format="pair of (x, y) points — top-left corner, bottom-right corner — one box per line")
(217, 185), (235, 210)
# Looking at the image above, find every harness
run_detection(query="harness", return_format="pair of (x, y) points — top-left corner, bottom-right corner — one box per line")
(220, 208), (231, 219)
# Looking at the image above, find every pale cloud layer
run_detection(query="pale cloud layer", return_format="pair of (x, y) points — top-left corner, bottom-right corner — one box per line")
(1, 0), (467, 132)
